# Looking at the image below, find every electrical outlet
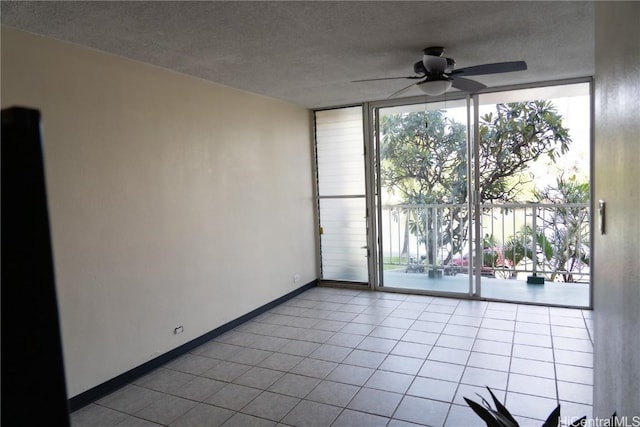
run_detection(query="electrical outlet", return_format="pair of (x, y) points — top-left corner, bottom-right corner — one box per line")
(173, 326), (184, 335)
(293, 274), (300, 284)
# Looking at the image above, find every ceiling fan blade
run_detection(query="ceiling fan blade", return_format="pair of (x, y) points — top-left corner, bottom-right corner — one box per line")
(451, 77), (487, 93)
(388, 81), (419, 98)
(451, 61), (527, 77)
(352, 76), (424, 82)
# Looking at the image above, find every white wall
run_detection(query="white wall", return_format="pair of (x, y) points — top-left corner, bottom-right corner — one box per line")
(593, 3), (640, 417)
(1, 27), (317, 397)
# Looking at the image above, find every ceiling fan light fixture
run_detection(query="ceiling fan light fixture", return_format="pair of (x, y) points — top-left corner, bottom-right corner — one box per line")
(418, 79), (452, 96)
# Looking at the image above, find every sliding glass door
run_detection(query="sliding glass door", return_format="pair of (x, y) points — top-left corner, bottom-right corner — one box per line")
(473, 82), (591, 306)
(371, 81), (591, 307)
(374, 99), (476, 296)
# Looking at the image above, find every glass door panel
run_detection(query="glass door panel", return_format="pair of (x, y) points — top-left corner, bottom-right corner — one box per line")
(475, 82), (591, 307)
(315, 106), (369, 284)
(376, 99), (475, 295)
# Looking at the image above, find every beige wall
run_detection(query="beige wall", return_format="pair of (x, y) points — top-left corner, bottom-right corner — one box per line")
(1, 27), (317, 397)
(593, 3), (640, 417)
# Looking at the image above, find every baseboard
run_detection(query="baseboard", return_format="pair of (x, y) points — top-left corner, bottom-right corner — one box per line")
(68, 279), (317, 412)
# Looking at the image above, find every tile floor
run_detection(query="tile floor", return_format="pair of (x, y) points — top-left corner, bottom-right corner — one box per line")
(72, 287), (594, 427)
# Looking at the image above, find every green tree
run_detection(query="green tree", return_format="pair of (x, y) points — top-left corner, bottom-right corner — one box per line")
(534, 176), (590, 282)
(381, 100), (571, 264)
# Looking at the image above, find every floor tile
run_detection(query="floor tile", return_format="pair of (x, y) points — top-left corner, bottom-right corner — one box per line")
(195, 341), (243, 360)
(325, 363), (374, 386)
(407, 377), (458, 403)
(278, 340), (321, 357)
(97, 385), (165, 415)
(204, 383), (261, 411)
(71, 404), (129, 427)
(268, 373), (320, 398)
(233, 367), (284, 389)
(427, 346), (470, 365)
(512, 343), (554, 362)
(364, 370), (414, 394)
(370, 325), (407, 340)
(115, 416), (163, 426)
(557, 381), (593, 404)
(401, 330), (439, 345)
(555, 364), (593, 385)
(231, 348), (273, 366)
(258, 352), (304, 372)
(379, 316), (416, 329)
(169, 403), (234, 427)
(379, 354), (424, 375)
(410, 320), (446, 334)
(290, 357), (337, 378)
(508, 373), (557, 399)
(514, 331), (552, 347)
(467, 352), (511, 371)
(472, 339), (512, 356)
(393, 395), (450, 426)
(461, 366), (508, 390)
(484, 309), (517, 321)
(475, 328), (514, 343)
(357, 336), (398, 353)
(448, 314), (483, 327)
(135, 394), (196, 425)
(418, 360), (465, 382)
(280, 400), (341, 427)
(342, 349), (386, 369)
(552, 336), (593, 352)
(172, 376), (226, 401)
(551, 325), (590, 340)
(445, 403), (482, 427)
(203, 361), (252, 382)
(309, 343), (352, 362)
(435, 334), (475, 351)
(515, 322), (551, 335)
(305, 380), (360, 407)
(135, 368), (196, 394)
(240, 391), (299, 422)
(165, 353), (221, 375)
(442, 324), (478, 338)
(295, 329), (335, 344)
(391, 341), (433, 359)
(481, 318), (516, 331)
(332, 409), (390, 427)
(509, 357), (556, 379)
(554, 349), (593, 368)
(325, 332), (365, 348)
(220, 412), (276, 427)
(347, 387), (403, 417)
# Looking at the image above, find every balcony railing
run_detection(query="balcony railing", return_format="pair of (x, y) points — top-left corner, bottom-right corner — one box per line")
(381, 202), (590, 283)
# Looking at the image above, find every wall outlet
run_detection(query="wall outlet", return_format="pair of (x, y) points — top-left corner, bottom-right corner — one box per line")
(173, 326), (184, 335)
(293, 273), (300, 284)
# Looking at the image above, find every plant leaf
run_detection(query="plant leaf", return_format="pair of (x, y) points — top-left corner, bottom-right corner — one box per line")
(541, 404), (560, 427)
(486, 387), (519, 426)
(464, 397), (503, 427)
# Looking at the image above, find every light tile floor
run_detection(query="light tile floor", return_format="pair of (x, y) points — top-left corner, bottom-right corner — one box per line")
(72, 287), (594, 427)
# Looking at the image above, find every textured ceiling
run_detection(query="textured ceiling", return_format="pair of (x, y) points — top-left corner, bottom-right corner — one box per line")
(1, 1), (595, 109)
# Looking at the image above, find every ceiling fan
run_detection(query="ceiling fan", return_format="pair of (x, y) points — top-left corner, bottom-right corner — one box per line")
(354, 46), (527, 98)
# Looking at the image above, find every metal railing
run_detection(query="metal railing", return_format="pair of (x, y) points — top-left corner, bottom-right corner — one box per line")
(381, 202), (590, 283)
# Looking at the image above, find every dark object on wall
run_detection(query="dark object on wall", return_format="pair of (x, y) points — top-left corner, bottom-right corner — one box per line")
(1, 107), (71, 426)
